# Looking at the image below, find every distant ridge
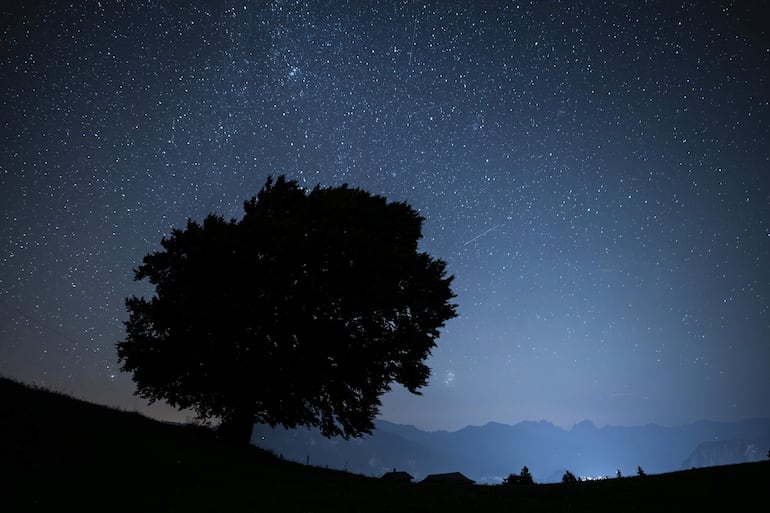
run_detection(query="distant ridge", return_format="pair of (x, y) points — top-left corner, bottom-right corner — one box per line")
(253, 417), (770, 483)
(682, 439), (765, 469)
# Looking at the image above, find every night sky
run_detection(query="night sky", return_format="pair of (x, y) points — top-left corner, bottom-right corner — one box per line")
(2, 1), (768, 432)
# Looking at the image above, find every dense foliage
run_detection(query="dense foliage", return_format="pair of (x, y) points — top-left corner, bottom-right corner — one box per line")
(503, 466), (535, 485)
(117, 176), (457, 443)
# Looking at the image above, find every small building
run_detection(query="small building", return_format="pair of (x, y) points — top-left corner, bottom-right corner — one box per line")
(381, 469), (414, 482)
(421, 472), (475, 484)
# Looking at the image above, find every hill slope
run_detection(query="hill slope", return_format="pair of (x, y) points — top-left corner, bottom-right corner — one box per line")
(2, 376), (768, 512)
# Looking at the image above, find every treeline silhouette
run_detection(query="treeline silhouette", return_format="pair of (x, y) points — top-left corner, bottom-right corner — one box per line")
(502, 465), (649, 486)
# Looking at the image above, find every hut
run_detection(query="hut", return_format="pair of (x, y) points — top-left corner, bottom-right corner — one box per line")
(421, 472), (475, 484)
(381, 469), (414, 482)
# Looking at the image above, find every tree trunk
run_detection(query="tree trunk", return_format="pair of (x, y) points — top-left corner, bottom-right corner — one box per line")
(217, 409), (255, 446)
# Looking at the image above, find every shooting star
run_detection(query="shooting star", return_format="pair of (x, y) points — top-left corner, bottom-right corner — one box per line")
(463, 223), (502, 246)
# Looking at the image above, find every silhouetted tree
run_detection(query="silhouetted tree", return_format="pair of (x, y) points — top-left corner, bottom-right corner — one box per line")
(562, 470), (578, 484)
(637, 466), (646, 477)
(117, 176), (457, 445)
(519, 465), (534, 485)
(502, 465), (535, 486)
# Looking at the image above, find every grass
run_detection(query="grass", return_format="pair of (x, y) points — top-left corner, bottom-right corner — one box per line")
(3, 375), (767, 512)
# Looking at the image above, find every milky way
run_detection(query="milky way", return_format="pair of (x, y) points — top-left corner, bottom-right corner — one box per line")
(1, 1), (768, 430)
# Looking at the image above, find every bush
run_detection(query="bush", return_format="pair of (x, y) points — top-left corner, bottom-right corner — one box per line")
(503, 466), (534, 485)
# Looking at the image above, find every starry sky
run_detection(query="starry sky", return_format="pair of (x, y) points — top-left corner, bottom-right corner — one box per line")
(2, 1), (768, 432)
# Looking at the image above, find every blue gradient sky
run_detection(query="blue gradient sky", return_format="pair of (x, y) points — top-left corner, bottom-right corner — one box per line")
(2, 1), (768, 431)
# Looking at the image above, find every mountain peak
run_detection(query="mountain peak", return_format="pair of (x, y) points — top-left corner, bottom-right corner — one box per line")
(571, 419), (597, 432)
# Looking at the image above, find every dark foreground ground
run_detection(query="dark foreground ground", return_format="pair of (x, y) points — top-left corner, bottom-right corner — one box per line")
(2, 376), (767, 512)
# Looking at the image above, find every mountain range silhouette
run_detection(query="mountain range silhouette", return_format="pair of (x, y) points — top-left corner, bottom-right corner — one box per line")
(252, 418), (770, 483)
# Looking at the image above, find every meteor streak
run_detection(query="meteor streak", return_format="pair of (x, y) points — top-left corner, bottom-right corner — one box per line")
(463, 223), (501, 246)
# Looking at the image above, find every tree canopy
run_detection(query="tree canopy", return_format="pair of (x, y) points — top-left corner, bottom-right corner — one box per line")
(117, 176), (457, 444)
(503, 465), (535, 485)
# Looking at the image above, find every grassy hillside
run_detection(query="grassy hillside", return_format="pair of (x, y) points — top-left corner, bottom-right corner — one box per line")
(2, 376), (767, 512)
